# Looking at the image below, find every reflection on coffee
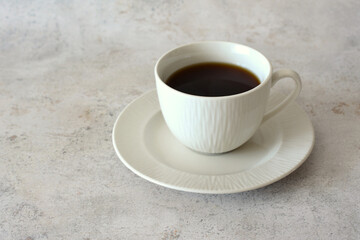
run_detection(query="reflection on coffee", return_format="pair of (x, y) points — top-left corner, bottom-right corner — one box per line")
(166, 62), (260, 97)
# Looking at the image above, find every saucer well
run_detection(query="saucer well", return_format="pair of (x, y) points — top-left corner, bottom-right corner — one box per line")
(112, 90), (314, 194)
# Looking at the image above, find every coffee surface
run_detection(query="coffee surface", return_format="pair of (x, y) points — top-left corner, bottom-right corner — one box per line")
(166, 62), (260, 97)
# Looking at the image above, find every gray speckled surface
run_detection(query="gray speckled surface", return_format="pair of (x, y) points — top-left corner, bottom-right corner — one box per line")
(1, 0), (359, 239)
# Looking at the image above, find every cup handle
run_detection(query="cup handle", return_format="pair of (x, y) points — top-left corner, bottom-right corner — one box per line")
(262, 69), (302, 122)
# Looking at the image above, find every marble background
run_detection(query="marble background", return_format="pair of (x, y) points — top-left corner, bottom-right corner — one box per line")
(0, 0), (359, 239)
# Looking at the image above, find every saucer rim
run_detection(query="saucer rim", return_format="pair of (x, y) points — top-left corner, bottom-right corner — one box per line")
(112, 90), (315, 194)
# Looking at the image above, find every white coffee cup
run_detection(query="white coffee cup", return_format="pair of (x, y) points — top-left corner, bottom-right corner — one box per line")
(155, 41), (301, 154)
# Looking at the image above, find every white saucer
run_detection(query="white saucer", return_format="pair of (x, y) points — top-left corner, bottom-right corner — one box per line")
(112, 90), (314, 194)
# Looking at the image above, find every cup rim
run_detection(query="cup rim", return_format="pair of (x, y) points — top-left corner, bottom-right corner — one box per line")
(155, 41), (273, 99)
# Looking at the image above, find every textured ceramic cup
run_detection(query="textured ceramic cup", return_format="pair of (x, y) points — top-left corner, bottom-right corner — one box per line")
(155, 41), (301, 154)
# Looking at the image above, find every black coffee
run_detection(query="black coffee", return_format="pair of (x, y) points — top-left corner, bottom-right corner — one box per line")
(166, 62), (260, 97)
